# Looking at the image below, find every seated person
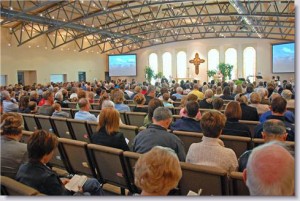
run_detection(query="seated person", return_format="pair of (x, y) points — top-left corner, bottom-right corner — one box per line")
(52, 103), (70, 118)
(134, 146), (182, 196)
(254, 96), (294, 141)
(74, 98), (97, 122)
(111, 89), (130, 112)
(37, 91), (55, 116)
(27, 101), (38, 114)
(162, 93), (174, 108)
(133, 93), (148, 113)
(199, 89), (213, 109)
(143, 98), (163, 127)
(238, 119), (288, 172)
(1, 113), (28, 179)
(186, 111), (238, 172)
(171, 87), (183, 100)
(243, 141), (294, 195)
(133, 107), (186, 161)
(212, 97), (224, 111)
(248, 92), (269, 115)
(16, 130), (104, 196)
(179, 94), (201, 120)
(235, 93), (259, 121)
(170, 101), (202, 132)
(222, 101), (251, 138)
(259, 93), (294, 123)
(91, 108), (129, 151)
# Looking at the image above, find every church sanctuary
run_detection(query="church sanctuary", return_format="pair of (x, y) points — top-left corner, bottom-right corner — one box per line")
(0, 0), (296, 197)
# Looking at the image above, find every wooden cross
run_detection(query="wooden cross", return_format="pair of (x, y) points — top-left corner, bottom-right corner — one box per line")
(189, 53), (205, 75)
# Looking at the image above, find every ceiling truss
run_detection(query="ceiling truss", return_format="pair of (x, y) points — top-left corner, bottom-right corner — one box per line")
(0, 0), (295, 54)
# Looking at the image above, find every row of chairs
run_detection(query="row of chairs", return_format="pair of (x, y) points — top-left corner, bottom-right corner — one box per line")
(21, 113), (286, 158)
(20, 131), (250, 196)
(21, 113), (139, 150)
(1, 176), (44, 196)
(137, 128), (295, 158)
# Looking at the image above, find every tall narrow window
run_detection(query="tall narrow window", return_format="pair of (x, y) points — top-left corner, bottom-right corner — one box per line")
(243, 47), (256, 82)
(163, 52), (172, 79)
(208, 49), (219, 71)
(225, 48), (237, 79)
(148, 53), (158, 74)
(177, 51), (187, 78)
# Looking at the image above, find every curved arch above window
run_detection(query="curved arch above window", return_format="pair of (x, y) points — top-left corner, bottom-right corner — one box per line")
(177, 51), (187, 78)
(163, 52), (172, 79)
(208, 49), (219, 71)
(225, 48), (237, 79)
(148, 53), (158, 75)
(243, 47), (256, 82)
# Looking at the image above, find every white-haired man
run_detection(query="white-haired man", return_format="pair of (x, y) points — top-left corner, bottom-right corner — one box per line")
(243, 141), (294, 196)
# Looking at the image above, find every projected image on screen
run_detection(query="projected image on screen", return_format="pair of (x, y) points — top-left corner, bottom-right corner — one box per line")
(272, 42), (295, 73)
(109, 54), (137, 76)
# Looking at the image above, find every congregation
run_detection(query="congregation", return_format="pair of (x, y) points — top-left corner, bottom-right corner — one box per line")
(0, 77), (295, 196)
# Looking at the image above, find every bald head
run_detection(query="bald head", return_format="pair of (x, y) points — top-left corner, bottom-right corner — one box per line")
(245, 141), (294, 195)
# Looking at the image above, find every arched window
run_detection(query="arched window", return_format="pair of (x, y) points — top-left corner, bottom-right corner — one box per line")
(177, 51), (187, 78)
(148, 53), (158, 74)
(243, 47), (256, 82)
(208, 49), (219, 71)
(225, 48), (237, 79)
(163, 52), (172, 79)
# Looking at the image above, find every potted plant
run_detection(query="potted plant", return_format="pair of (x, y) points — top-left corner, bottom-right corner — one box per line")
(145, 66), (155, 83)
(217, 63), (234, 81)
(207, 70), (217, 81)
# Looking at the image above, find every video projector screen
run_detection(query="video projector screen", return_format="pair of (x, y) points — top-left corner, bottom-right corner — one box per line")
(108, 54), (137, 76)
(272, 42), (295, 73)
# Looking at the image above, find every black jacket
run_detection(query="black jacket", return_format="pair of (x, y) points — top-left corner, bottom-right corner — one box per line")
(16, 161), (70, 195)
(91, 127), (130, 151)
(222, 118), (252, 138)
(240, 103), (259, 121)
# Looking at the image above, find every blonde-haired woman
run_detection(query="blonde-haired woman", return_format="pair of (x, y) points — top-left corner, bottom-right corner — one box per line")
(134, 146), (182, 196)
(133, 93), (148, 113)
(91, 107), (129, 151)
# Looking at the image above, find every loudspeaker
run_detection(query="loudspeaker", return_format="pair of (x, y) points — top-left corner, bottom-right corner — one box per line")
(105, 72), (110, 81)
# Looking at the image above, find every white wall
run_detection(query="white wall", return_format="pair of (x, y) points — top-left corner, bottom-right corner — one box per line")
(0, 28), (106, 85)
(1, 27), (295, 85)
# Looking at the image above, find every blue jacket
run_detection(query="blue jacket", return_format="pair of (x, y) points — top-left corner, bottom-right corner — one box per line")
(170, 117), (202, 133)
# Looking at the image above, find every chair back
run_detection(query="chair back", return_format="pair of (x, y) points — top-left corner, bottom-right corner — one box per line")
(90, 103), (100, 110)
(87, 144), (131, 192)
(119, 125), (138, 151)
(126, 112), (147, 127)
(67, 102), (77, 109)
(229, 171), (250, 195)
(219, 135), (252, 158)
(21, 114), (38, 131)
(34, 115), (55, 133)
(51, 117), (73, 139)
(179, 162), (229, 195)
(67, 119), (90, 142)
(172, 115), (181, 122)
(239, 120), (260, 138)
(89, 109), (101, 117)
(174, 107), (181, 115)
(1, 176), (40, 195)
(119, 111), (128, 125)
(123, 151), (142, 194)
(48, 143), (69, 172)
(58, 138), (96, 178)
(172, 131), (203, 153)
(61, 108), (72, 118)
(20, 130), (33, 144)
